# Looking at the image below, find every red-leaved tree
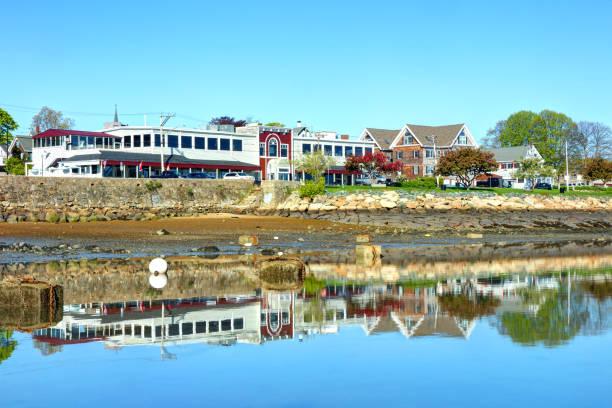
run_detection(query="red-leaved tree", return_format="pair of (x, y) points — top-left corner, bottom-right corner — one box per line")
(436, 147), (497, 189)
(345, 151), (402, 182)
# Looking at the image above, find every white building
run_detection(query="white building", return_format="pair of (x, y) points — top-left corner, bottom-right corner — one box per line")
(484, 145), (550, 189)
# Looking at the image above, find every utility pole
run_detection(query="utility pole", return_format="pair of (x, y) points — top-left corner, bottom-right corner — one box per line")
(565, 139), (570, 191)
(431, 135), (439, 187)
(159, 113), (175, 175)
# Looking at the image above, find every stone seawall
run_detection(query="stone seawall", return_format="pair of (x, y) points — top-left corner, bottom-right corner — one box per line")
(275, 190), (612, 231)
(0, 176), (295, 223)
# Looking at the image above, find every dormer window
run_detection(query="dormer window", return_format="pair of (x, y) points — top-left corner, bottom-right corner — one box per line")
(457, 131), (468, 145)
(403, 131), (415, 145)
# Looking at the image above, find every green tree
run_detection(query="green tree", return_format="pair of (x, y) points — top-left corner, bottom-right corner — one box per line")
(498, 111), (540, 147)
(295, 150), (336, 182)
(5, 156), (25, 175)
(264, 122), (285, 127)
(0, 108), (18, 146)
(436, 148), (497, 189)
(0, 329), (17, 365)
(514, 158), (556, 190)
(30, 106), (74, 133)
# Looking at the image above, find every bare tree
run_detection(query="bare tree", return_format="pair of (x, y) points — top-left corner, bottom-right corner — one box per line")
(577, 121), (612, 159)
(482, 120), (505, 148)
(30, 106), (75, 133)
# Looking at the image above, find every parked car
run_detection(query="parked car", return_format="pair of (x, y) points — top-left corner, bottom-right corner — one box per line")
(223, 172), (255, 181)
(182, 172), (215, 179)
(534, 182), (553, 190)
(151, 171), (179, 178)
(385, 178), (402, 187)
(355, 177), (372, 185)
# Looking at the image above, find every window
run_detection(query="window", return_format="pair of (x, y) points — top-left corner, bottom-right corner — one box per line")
(232, 139), (242, 151)
(181, 135), (192, 149)
(344, 146), (353, 156)
(425, 165), (434, 175)
(457, 131), (468, 145)
(334, 145), (343, 156)
(413, 165), (419, 176)
(278, 168), (290, 181)
(221, 319), (232, 331)
(313, 144), (321, 152)
(195, 321), (206, 334)
(71, 135), (78, 149)
(426, 149), (434, 158)
(209, 321), (219, 332)
(220, 138), (230, 151)
(133, 135), (141, 147)
(280, 144), (288, 157)
(404, 132), (415, 145)
(355, 147), (363, 156)
(123, 135), (131, 148)
(365, 147), (373, 155)
(168, 324), (180, 336)
(396, 151), (403, 160)
(195, 137), (205, 149)
(95, 137), (103, 148)
(207, 138), (218, 150)
(323, 145), (332, 156)
(234, 318), (244, 330)
(182, 322), (193, 335)
(143, 134), (151, 147)
(302, 143), (311, 154)
(268, 139), (278, 156)
(413, 150), (420, 158)
(167, 135), (179, 148)
(155, 134), (162, 147)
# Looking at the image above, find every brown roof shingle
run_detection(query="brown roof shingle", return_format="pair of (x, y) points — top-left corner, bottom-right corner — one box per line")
(364, 128), (400, 150)
(405, 123), (465, 147)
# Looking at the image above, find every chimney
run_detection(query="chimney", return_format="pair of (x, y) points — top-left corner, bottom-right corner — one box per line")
(296, 120), (302, 128)
(340, 134), (349, 140)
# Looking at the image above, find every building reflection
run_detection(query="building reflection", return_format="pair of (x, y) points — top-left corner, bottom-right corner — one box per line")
(25, 271), (610, 354)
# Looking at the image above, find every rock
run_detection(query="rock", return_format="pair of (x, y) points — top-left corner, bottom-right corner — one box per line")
(380, 199), (397, 209)
(6, 214), (19, 223)
(156, 229), (170, 236)
(466, 233), (483, 239)
(355, 234), (371, 243)
(239, 235), (258, 246)
(297, 237), (305, 242)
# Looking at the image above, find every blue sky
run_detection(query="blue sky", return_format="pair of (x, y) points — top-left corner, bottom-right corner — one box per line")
(2, 0), (611, 141)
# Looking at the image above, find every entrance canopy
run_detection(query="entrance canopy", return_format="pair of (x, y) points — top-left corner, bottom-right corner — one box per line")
(62, 151), (260, 171)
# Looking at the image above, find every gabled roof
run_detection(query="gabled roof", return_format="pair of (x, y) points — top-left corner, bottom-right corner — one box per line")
(484, 145), (533, 162)
(33, 129), (120, 139)
(405, 123), (465, 147)
(363, 128), (400, 150)
(10, 135), (33, 152)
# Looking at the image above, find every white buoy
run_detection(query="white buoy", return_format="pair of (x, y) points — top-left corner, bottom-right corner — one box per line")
(273, 236), (279, 240)
(149, 257), (168, 274)
(149, 272), (168, 289)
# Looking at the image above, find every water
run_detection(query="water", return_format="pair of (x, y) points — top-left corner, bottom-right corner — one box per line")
(1, 256), (611, 407)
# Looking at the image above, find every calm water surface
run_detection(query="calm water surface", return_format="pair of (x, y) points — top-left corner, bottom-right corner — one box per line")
(1, 256), (611, 408)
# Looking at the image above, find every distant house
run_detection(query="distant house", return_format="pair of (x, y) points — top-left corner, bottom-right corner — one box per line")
(9, 135), (33, 162)
(389, 123), (478, 179)
(484, 145), (549, 189)
(0, 145), (7, 171)
(359, 128), (400, 161)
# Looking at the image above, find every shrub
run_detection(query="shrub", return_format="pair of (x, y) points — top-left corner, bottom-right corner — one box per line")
(299, 178), (325, 198)
(145, 181), (163, 192)
(401, 176), (437, 189)
(5, 157), (25, 175)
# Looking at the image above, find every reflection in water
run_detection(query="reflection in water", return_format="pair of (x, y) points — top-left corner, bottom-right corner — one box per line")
(2, 270), (607, 361)
(0, 330), (17, 364)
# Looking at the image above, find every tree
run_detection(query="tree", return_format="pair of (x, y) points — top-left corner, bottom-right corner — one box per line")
(482, 120), (506, 148)
(577, 121), (612, 159)
(264, 122), (285, 127)
(208, 116), (248, 128)
(436, 148), (497, 189)
(582, 157), (612, 185)
(498, 110), (540, 147)
(514, 158), (556, 190)
(5, 156), (25, 175)
(345, 151), (401, 182)
(0, 108), (18, 146)
(30, 106), (74, 133)
(295, 150), (336, 181)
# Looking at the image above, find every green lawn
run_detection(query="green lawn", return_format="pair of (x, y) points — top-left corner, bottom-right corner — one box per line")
(326, 185), (612, 197)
